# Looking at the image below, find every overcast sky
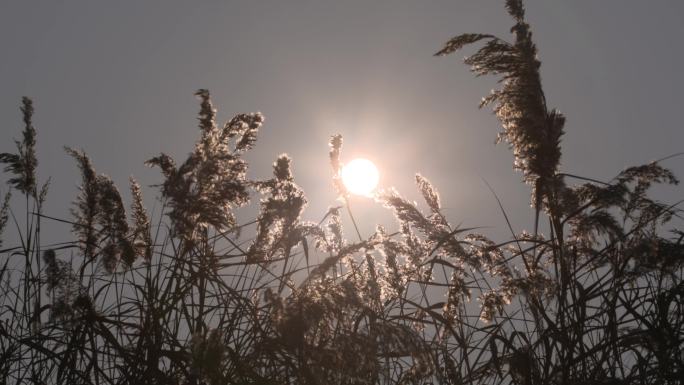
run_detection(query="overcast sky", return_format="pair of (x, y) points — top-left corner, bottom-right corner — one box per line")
(1, 1), (682, 245)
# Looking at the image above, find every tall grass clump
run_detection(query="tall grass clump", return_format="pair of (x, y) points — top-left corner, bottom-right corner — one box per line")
(0, 1), (682, 384)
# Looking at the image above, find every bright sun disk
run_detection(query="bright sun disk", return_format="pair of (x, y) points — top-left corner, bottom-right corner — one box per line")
(341, 158), (379, 197)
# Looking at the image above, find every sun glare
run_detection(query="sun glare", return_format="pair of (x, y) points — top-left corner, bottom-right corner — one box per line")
(341, 158), (379, 197)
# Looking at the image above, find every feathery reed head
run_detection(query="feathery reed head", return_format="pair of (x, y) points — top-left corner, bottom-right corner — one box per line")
(0, 97), (38, 196)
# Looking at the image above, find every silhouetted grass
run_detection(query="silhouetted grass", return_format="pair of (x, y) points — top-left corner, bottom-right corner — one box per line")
(1, 1), (682, 384)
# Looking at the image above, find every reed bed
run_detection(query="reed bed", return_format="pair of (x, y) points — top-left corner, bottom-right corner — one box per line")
(1, 1), (682, 384)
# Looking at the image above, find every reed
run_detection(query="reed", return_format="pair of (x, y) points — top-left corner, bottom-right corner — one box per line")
(0, 1), (681, 384)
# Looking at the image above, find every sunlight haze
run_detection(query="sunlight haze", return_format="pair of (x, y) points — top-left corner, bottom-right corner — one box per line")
(1, 0), (682, 241)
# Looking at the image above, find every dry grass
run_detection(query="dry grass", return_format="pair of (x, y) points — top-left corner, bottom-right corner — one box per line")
(1, 1), (682, 384)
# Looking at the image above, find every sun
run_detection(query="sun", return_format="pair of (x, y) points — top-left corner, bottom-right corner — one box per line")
(341, 158), (379, 197)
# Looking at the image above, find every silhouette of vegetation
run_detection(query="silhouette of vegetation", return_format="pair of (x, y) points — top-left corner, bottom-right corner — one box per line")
(1, 1), (682, 384)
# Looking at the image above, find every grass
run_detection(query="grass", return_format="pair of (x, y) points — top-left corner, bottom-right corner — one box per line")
(1, 1), (682, 384)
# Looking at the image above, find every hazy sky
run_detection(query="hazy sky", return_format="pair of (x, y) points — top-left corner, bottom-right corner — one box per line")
(1, 1), (683, 244)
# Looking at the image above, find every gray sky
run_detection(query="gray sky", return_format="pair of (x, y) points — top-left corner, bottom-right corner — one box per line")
(1, 1), (683, 245)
